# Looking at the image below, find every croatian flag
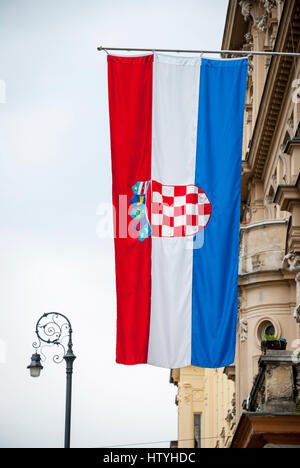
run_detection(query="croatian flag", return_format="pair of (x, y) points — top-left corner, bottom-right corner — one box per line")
(107, 53), (247, 369)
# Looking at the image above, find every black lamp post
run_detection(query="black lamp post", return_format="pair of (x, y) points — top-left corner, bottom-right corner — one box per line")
(27, 312), (76, 448)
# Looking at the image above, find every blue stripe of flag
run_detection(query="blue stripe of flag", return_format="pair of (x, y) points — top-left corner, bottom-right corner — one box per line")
(191, 58), (248, 368)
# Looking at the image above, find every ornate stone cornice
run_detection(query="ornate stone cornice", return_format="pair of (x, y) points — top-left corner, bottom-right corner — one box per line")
(284, 137), (300, 155)
(274, 185), (300, 212)
(274, 173), (300, 211)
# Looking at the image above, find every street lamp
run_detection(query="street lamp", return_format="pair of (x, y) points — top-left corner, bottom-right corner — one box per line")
(27, 312), (76, 448)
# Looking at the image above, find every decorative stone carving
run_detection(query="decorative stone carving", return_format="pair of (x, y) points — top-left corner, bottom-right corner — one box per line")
(282, 252), (300, 273)
(240, 0), (253, 21)
(247, 55), (254, 77)
(182, 383), (192, 404)
(242, 203), (252, 223)
(192, 390), (203, 402)
(225, 393), (237, 428)
(287, 117), (294, 138)
(231, 393), (236, 426)
(264, 195), (274, 219)
(238, 292), (242, 317)
(245, 31), (254, 48)
(243, 32), (254, 78)
(271, 171), (278, 191)
(282, 252), (300, 323)
(240, 319), (248, 342)
(279, 152), (288, 183)
(225, 409), (234, 423)
(238, 290), (248, 343)
(239, 0), (278, 32)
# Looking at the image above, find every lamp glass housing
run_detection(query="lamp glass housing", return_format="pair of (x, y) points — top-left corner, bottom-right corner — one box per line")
(27, 353), (43, 378)
(29, 366), (42, 378)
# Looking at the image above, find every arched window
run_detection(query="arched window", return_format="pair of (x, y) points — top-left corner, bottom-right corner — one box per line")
(258, 321), (276, 341)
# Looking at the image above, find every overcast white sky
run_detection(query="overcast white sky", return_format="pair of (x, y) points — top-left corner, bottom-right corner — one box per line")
(0, 0), (228, 448)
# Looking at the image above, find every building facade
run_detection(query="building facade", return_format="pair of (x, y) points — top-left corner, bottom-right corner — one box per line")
(171, 0), (300, 448)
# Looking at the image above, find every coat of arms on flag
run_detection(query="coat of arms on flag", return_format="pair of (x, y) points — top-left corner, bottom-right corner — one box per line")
(107, 53), (248, 369)
(130, 181), (212, 241)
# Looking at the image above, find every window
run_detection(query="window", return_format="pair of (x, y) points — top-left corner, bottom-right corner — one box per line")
(264, 323), (275, 338)
(259, 321), (275, 341)
(194, 414), (201, 448)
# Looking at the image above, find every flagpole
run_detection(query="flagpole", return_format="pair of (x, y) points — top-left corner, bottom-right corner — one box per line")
(97, 46), (300, 58)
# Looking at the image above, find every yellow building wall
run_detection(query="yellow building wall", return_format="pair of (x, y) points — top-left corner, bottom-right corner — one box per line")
(172, 367), (235, 449)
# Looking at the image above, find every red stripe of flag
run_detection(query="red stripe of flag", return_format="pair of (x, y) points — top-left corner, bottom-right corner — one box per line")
(107, 54), (153, 364)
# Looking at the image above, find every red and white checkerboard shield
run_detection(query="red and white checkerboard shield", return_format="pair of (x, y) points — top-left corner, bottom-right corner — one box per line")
(150, 180), (212, 238)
